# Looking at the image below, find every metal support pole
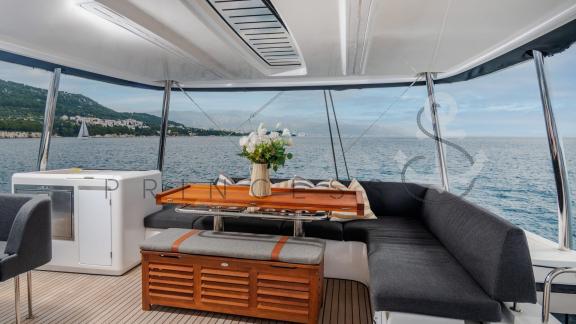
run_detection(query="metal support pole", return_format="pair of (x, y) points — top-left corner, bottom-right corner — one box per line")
(425, 72), (450, 191)
(213, 215), (224, 232)
(510, 302), (520, 312)
(26, 271), (33, 319)
(293, 211), (304, 237)
(37, 68), (61, 171)
(14, 275), (21, 324)
(323, 90), (339, 180)
(157, 80), (173, 171)
(542, 267), (576, 323)
(533, 50), (574, 250)
(213, 207), (224, 232)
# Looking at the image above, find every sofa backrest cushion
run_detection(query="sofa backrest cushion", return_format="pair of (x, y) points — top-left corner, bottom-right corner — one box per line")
(421, 189), (536, 303)
(0, 195), (33, 241)
(357, 181), (428, 217)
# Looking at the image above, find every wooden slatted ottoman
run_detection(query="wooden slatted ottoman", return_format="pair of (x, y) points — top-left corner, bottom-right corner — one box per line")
(140, 229), (325, 324)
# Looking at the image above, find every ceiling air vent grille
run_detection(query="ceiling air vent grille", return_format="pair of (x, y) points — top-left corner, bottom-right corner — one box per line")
(207, 0), (302, 67)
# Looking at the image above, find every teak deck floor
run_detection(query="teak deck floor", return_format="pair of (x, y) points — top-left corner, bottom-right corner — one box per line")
(0, 267), (374, 324)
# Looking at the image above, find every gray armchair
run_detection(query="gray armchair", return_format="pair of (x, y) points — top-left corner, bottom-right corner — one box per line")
(0, 194), (52, 323)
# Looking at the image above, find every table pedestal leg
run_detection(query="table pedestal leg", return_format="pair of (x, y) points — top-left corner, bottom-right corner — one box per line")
(213, 215), (223, 232)
(293, 211), (304, 237)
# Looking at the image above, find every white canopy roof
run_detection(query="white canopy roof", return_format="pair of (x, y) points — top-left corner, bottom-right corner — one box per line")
(0, 0), (575, 89)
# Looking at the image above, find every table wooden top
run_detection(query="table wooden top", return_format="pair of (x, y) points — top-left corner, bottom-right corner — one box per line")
(156, 184), (364, 216)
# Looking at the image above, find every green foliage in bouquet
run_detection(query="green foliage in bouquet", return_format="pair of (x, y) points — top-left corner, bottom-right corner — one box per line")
(239, 123), (294, 171)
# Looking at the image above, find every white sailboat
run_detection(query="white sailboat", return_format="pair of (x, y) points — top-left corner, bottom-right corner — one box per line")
(77, 120), (89, 139)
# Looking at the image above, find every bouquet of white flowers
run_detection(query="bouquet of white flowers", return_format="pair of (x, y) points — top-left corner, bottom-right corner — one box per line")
(239, 123), (293, 171)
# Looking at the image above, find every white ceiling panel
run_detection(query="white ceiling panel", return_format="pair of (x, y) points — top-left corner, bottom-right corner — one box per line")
(434, 0), (576, 73)
(271, 0), (342, 77)
(127, 0), (257, 78)
(363, 0), (452, 76)
(0, 0), (575, 88)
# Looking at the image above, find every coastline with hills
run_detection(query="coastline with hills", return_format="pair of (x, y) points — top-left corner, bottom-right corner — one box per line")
(0, 131), (212, 139)
(0, 130), (41, 138)
(0, 79), (244, 138)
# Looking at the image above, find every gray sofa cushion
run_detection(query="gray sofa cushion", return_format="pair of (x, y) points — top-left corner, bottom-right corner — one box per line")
(343, 216), (431, 243)
(193, 216), (291, 235)
(354, 182), (428, 217)
(421, 189), (536, 303)
(141, 229), (325, 265)
(195, 217), (344, 241)
(344, 218), (392, 242)
(281, 220), (343, 241)
(368, 240), (502, 321)
(144, 206), (202, 229)
(361, 216), (502, 321)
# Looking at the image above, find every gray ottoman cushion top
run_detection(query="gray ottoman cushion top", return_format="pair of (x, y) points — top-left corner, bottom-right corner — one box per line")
(141, 229), (325, 265)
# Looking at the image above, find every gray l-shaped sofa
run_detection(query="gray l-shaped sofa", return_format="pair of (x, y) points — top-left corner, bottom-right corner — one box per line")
(144, 181), (537, 322)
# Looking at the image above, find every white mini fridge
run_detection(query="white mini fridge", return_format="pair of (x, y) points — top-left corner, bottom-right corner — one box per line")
(12, 169), (162, 275)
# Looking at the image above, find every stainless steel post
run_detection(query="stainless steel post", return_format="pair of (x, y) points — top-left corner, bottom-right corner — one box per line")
(37, 68), (61, 171)
(542, 267), (576, 323)
(14, 275), (21, 324)
(26, 271), (33, 319)
(293, 211), (304, 237)
(213, 216), (224, 232)
(213, 207), (224, 232)
(157, 80), (173, 171)
(533, 50), (574, 250)
(425, 72), (450, 191)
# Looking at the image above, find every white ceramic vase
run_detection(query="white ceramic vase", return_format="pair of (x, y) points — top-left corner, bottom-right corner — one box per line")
(250, 163), (271, 197)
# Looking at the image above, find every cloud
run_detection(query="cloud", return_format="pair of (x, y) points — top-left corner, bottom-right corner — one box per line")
(0, 61), (53, 88)
(482, 104), (539, 112)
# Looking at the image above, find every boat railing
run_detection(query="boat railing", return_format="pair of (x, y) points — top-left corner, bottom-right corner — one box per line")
(542, 267), (576, 323)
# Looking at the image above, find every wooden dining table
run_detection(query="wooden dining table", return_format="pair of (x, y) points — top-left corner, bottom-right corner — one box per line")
(156, 183), (364, 236)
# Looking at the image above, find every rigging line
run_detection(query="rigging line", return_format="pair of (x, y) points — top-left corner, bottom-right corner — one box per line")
(237, 91), (283, 130)
(176, 83), (227, 131)
(176, 84), (240, 148)
(345, 75), (422, 153)
(323, 90), (339, 180)
(328, 90), (350, 180)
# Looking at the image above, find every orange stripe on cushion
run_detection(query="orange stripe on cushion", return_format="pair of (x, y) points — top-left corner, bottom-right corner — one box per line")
(271, 236), (290, 261)
(171, 229), (200, 252)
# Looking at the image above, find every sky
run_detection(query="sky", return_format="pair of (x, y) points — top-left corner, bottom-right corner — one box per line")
(1, 44), (575, 138)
